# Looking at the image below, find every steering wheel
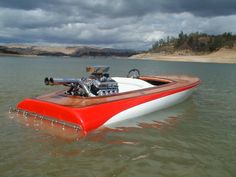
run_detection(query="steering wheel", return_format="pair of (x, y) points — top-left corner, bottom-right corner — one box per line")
(127, 68), (140, 78)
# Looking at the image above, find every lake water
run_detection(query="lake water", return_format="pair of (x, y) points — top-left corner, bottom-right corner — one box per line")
(0, 56), (235, 177)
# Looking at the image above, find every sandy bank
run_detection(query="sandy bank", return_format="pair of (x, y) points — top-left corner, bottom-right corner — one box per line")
(130, 48), (236, 64)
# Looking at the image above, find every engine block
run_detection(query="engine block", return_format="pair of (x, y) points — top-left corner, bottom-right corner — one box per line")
(90, 78), (119, 96)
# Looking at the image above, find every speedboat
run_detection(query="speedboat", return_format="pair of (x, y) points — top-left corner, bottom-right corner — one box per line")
(15, 66), (200, 134)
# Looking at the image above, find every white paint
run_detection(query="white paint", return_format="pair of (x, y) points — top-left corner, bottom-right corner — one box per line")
(112, 77), (154, 93)
(104, 88), (194, 126)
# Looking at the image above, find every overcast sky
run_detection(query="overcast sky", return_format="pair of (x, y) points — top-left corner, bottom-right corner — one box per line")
(0, 0), (236, 49)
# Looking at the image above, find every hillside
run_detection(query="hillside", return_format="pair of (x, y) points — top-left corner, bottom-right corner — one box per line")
(0, 45), (137, 57)
(150, 32), (236, 55)
(130, 32), (236, 63)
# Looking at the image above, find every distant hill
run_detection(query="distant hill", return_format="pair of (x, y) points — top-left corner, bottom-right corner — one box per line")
(0, 45), (138, 57)
(150, 32), (236, 55)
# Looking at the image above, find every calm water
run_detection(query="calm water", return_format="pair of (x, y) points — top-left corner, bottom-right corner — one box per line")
(0, 56), (235, 177)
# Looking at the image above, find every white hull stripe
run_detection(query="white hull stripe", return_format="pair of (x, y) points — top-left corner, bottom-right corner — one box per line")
(104, 88), (193, 126)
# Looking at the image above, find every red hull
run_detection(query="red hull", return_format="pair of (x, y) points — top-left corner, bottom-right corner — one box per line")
(17, 75), (200, 133)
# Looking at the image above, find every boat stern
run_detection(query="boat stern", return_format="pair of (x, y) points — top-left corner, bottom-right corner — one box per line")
(16, 98), (85, 131)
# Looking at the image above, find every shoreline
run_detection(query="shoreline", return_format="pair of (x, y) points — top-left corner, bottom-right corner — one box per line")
(1, 45), (236, 64)
(130, 48), (236, 64)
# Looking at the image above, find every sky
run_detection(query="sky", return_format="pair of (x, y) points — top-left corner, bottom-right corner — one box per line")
(0, 0), (236, 49)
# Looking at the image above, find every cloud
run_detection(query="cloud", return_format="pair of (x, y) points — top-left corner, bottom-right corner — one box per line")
(0, 0), (236, 49)
(1, 0), (236, 17)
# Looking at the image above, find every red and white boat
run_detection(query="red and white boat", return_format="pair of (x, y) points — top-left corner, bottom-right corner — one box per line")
(16, 66), (200, 133)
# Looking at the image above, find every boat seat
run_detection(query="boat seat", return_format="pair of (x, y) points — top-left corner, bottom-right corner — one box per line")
(112, 77), (154, 93)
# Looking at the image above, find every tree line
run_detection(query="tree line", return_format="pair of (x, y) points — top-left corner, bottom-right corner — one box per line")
(151, 32), (236, 53)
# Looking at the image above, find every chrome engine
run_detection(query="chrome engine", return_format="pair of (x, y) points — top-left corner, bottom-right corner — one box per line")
(87, 77), (119, 96)
(45, 66), (119, 97)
